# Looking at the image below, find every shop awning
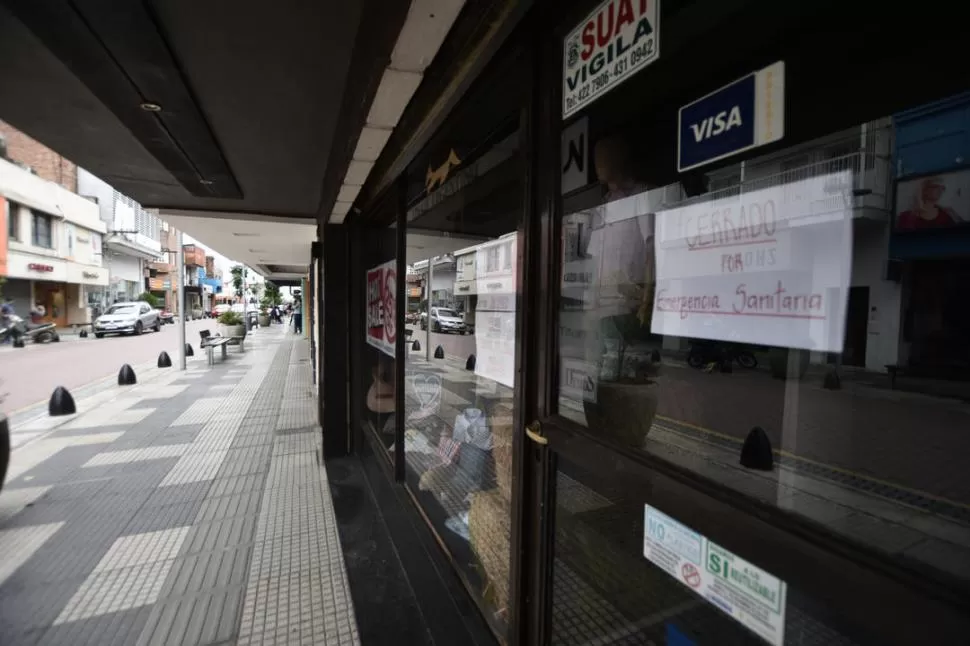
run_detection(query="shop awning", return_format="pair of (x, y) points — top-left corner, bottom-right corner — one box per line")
(0, 0), (474, 278)
(104, 234), (163, 262)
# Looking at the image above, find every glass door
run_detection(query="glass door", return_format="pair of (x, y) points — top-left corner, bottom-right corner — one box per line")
(520, 0), (970, 643)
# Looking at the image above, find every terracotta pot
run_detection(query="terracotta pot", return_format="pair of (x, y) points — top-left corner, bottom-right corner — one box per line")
(583, 380), (659, 448)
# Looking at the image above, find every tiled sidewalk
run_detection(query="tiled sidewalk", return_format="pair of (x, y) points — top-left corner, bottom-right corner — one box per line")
(0, 327), (359, 646)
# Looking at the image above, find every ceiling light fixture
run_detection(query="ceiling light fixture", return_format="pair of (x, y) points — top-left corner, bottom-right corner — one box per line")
(199, 179), (213, 185)
(140, 102), (162, 112)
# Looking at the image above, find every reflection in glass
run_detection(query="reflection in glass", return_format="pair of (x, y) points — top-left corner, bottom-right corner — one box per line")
(401, 128), (520, 638)
(357, 226), (397, 455)
(549, 458), (861, 646)
(558, 119), (970, 597)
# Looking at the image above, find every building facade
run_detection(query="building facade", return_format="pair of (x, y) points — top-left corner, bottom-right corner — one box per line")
(0, 119), (76, 193)
(182, 244), (205, 317)
(76, 168), (162, 312)
(0, 156), (107, 327)
(310, 2), (970, 645)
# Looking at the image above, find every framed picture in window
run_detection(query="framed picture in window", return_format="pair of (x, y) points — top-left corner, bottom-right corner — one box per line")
(895, 169), (970, 231)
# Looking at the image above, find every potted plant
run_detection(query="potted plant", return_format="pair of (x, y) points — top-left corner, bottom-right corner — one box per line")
(256, 296), (270, 327)
(582, 262), (662, 449)
(217, 310), (246, 339)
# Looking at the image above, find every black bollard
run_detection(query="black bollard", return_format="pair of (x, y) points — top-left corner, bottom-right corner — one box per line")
(185, 343), (195, 357)
(80, 329), (88, 338)
(740, 426), (774, 471)
(0, 414), (9, 491)
(823, 367), (841, 390)
(412, 340), (421, 351)
(650, 349), (661, 363)
(13, 337), (25, 348)
(157, 351), (172, 368)
(720, 359), (733, 374)
(49, 386), (77, 416)
(118, 364), (137, 386)
(434, 345), (444, 359)
(466, 354), (476, 371)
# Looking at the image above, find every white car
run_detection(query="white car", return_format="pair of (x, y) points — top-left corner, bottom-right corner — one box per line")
(94, 302), (161, 337)
(420, 307), (467, 334)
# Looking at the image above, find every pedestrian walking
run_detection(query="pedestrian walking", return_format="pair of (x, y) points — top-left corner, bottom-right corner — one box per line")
(293, 300), (302, 335)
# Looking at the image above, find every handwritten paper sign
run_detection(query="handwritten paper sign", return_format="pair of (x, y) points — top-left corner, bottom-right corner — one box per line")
(651, 171), (853, 352)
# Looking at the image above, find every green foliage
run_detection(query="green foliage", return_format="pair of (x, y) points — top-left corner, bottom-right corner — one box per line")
(218, 310), (244, 326)
(137, 292), (161, 309)
(263, 281), (282, 306)
(230, 265), (245, 297)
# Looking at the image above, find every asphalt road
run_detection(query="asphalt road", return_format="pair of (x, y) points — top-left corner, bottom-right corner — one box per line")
(0, 319), (212, 413)
(405, 324), (476, 361)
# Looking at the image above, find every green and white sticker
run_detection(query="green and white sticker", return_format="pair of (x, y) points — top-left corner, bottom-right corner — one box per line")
(643, 505), (786, 645)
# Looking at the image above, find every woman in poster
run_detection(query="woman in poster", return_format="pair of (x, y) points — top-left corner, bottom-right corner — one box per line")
(897, 176), (960, 229)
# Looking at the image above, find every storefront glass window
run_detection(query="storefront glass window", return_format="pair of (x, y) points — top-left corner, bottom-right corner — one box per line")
(402, 124), (521, 638)
(557, 111), (970, 590)
(356, 217), (397, 456)
(551, 1), (970, 640)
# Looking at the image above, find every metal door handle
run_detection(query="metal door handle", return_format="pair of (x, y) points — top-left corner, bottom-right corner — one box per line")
(525, 420), (548, 445)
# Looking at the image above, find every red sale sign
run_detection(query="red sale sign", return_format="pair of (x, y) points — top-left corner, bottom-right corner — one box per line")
(365, 259), (396, 357)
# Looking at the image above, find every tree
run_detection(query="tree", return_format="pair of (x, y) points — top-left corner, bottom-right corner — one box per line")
(137, 292), (161, 309)
(230, 265), (245, 300)
(263, 281), (282, 306)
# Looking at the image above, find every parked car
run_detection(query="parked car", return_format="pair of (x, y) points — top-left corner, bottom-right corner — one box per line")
(211, 304), (231, 318)
(94, 302), (160, 337)
(420, 307), (467, 334)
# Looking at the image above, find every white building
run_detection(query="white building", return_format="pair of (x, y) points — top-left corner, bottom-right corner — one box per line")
(77, 168), (162, 310)
(1, 156), (108, 327)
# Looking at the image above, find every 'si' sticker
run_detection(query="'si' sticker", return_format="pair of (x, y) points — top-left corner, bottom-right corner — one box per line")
(644, 505), (787, 646)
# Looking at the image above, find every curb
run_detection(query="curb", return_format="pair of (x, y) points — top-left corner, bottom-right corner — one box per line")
(6, 358), (176, 439)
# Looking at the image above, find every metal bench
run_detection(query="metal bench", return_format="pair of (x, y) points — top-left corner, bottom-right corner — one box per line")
(200, 330), (244, 366)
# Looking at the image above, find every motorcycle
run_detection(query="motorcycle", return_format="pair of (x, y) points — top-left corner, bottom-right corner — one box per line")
(0, 314), (60, 346)
(687, 340), (757, 370)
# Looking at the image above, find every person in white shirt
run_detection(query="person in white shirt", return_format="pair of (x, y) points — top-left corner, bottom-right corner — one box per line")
(582, 135), (655, 380)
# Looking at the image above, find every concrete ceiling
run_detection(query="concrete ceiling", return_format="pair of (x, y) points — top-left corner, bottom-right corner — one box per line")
(161, 211), (315, 281)
(0, 0), (460, 275)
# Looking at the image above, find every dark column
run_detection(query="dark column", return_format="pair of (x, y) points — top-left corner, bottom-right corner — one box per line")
(321, 225), (350, 458)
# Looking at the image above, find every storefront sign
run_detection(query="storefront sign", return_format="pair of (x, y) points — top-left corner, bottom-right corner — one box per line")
(563, 0), (660, 118)
(366, 259), (397, 358)
(82, 271), (99, 280)
(561, 116), (589, 194)
(644, 504), (787, 646)
(28, 263), (55, 272)
(651, 171), (853, 352)
(678, 62), (785, 172)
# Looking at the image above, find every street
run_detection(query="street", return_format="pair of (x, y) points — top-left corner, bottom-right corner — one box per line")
(406, 325), (476, 361)
(654, 360), (970, 505)
(0, 319), (211, 413)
